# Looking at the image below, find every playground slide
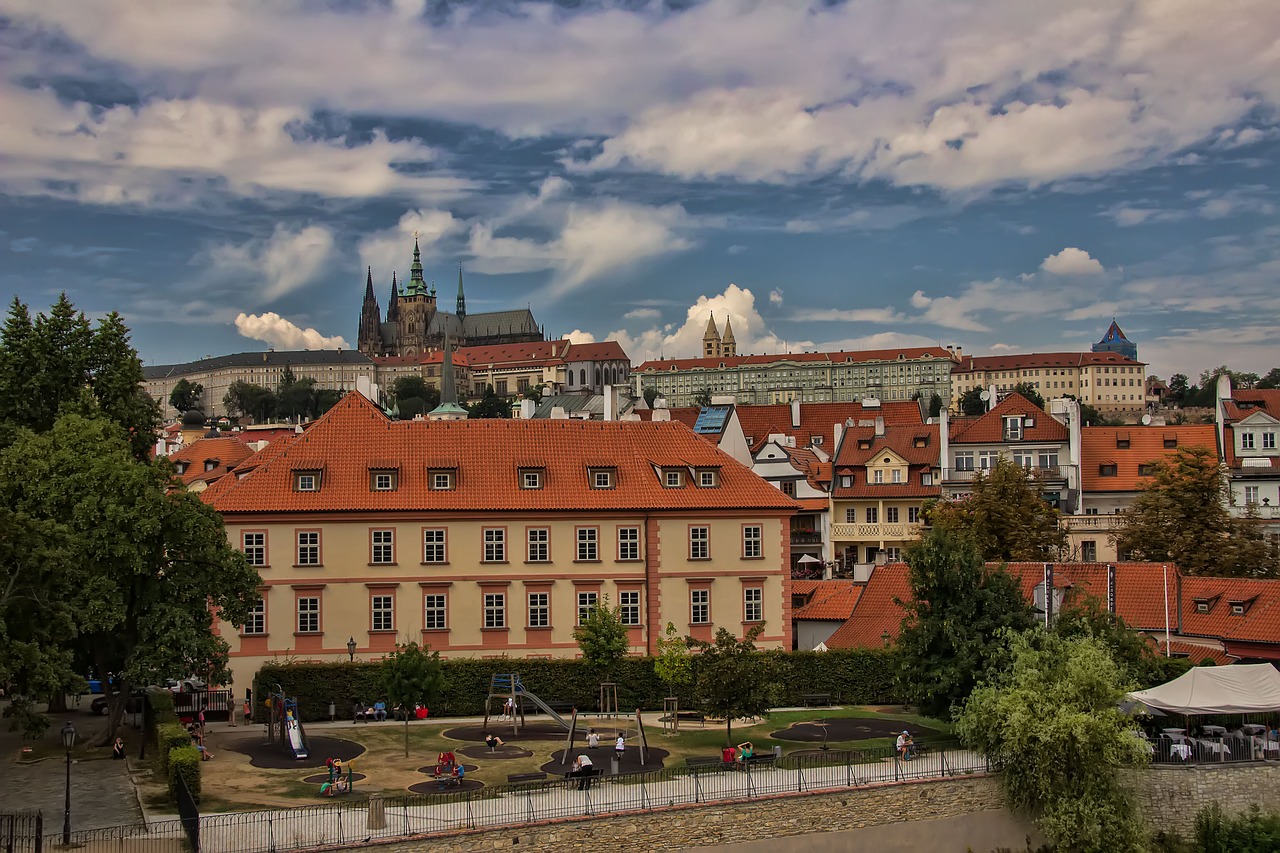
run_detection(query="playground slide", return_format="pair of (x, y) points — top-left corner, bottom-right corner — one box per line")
(286, 718), (309, 760)
(515, 687), (570, 730)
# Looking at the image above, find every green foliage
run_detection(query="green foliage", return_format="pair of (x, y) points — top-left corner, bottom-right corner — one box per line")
(653, 622), (693, 694)
(1079, 401), (1106, 427)
(572, 597), (630, 675)
(1115, 445), (1280, 577)
(689, 625), (780, 746)
(693, 387), (713, 408)
(382, 642), (445, 757)
(1052, 595), (1191, 689)
(223, 380), (277, 422)
(391, 376), (440, 418)
(1195, 804), (1280, 853)
(959, 387), (987, 415)
(926, 458), (1066, 561)
(156, 722), (192, 780)
(1009, 382), (1045, 409)
(167, 744), (202, 803)
(276, 367), (317, 420)
(1257, 368), (1280, 390)
(168, 379), (203, 414)
(522, 383), (546, 402)
(643, 387), (658, 408)
(467, 385), (511, 418)
(147, 689), (178, 745)
(956, 629), (1150, 853)
(314, 388), (343, 415)
(895, 529), (1036, 718)
(255, 648), (898, 722)
(927, 392), (944, 419)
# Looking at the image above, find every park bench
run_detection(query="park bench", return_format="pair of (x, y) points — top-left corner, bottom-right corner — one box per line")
(507, 771), (548, 784)
(743, 754), (777, 770)
(686, 756), (731, 773)
(800, 693), (833, 707)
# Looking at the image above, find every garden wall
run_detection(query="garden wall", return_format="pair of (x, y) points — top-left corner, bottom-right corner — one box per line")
(1124, 763), (1280, 837)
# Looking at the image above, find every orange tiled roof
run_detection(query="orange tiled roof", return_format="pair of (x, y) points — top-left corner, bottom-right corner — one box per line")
(169, 436), (254, 486)
(824, 563), (912, 649)
(1155, 639), (1236, 666)
(563, 341), (629, 362)
(735, 401), (923, 454)
(1080, 425), (1218, 492)
(954, 351), (1144, 373)
(1179, 575), (1280, 646)
(793, 581), (863, 621)
(208, 392), (799, 514)
(1002, 562), (1173, 630)
(634, 346), (954, 373)
(1221, 389), (1280, 423)
(948, 394), (1067, 444)
(831, 422), (940, 499)
(376, 350), (473, 367)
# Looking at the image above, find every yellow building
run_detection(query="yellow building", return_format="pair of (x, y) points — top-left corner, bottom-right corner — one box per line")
(950, 350), (1147, 416)
(203, 392), (797, 687)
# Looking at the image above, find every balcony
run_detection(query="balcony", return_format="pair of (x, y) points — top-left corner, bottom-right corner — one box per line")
(790, 530), (823, 545)
(943, 465), (1066, 483)
(1061, 514), (1124, 532)
(831, 522), (923, 541)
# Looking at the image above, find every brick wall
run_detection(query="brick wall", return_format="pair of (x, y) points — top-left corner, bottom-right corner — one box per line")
(1124, 763), (1280, 838)
(368, 775), (1007, 853)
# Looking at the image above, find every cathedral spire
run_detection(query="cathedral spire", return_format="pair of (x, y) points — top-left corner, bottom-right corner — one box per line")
(357, 266), (383, 356)
(722, 315), (736, 357)
(387, 271), (400, 323)
(364, 266), (375, 299)
(428, 334), (469, 420)
(456, 263), (467, 319)
(408, 233), (426, 295)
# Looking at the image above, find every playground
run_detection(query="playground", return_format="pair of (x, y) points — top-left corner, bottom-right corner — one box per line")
(182, 674), (949, 813)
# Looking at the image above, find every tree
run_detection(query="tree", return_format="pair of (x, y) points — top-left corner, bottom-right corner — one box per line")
(522, 383), (546, 402)
(643, 387), (658, 408)
(0, 412), (262, 741)
(927, 392), (944, 419)
(169, 379), (204, 414)
(894, 529), (1036, 718)
(925, 458), (1066, 561)
(1114, 445), (1280, 577)
(393, 375), (430, 402)
(653, 622), (693, 698)
(276, 367), (316, 421)
(693, 387), (714, 408)
(1168, 373), (1190, 403)
(1258, 368), (1280, 390)
(956, 629), (1150, 853)
(1009, 382), (1045, 410)
(314, 388), (344, 415)
(1079, 401), (1107, 427)
(572, 596), (630, 676)
(382, 642), (444, 758)
(689, 625), (778, 746)
(959, 387), (987, 415)
(224, 381), (276, 422)
(467, 385), (511, 419)
(1052, 595), (1191, 689)
(390, 376), (438, 420)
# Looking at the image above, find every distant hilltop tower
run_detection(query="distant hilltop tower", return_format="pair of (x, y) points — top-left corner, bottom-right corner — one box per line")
(702, 313), (737, 358)
(1092, 319), (1137, 361)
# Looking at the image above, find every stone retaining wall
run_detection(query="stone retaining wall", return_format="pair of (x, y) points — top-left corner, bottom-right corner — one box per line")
(1125, 763), (1280, 838)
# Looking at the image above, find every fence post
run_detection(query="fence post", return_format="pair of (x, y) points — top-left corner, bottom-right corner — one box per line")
(35, 813), (43, 853)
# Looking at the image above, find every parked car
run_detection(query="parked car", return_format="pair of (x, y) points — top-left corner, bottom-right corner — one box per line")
(91, 691), (147, 716)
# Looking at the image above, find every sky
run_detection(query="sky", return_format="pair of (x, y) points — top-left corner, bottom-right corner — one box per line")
(2, 0), (1278, 380)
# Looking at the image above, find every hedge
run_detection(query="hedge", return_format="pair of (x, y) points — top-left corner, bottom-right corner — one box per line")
(167, 745), (201, 804)
(156, 723), (191, 780)
(254, 648), (899, 723)
(145, 690), (178, 746)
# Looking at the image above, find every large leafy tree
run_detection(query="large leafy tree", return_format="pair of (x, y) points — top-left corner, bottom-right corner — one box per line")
(689, 625), (779, 746)
(959, 387), (987, 415)
(391, 375), (439, 419)
(572, 597), (631, 677)
(1052, 595), (1191, 689)
(224, 380), (277, 422)
(925, 458), (1066, 561)
(1114, 445), (1279, 577)
(169, 378), (204, 413)
(957, 629), (1150, 853)
(276, 367), (317, 420)
(0, 413), (262, 740)
(382, 642), (444, 757)
(894, 530), (1035, 718)
(1009, 382), (1045, 409)
(467, 385), (511, 419)
(1258, 367), (1280, 390)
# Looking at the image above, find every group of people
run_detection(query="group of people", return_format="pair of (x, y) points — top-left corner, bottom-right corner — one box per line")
(320, 758), (351, 796)
(720, 741), (755, 769)
(188, 711), (214, 760)
(583, 728), (627, 759)
(432, 751), (465, 788)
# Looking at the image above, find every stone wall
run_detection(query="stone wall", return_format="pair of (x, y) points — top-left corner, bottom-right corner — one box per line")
(1125, 763), (1280, 838)
(369, 775), (1009, 853)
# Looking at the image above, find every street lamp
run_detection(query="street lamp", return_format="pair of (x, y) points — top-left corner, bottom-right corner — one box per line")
(60, 722), (76, 845)
(881, 629), (891, 648)
(347, 637), (356, 662)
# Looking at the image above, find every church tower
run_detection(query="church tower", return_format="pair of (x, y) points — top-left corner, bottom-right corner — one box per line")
(357, 266), (383, 356)
(721, 316), (737, 357)
(455, 263), (467, 320)
(396, 236), (436, 356)
(703, 312), (722, 358)
(386, 272), (400, 324)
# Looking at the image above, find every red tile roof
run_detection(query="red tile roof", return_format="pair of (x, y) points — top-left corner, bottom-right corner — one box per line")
(208, 391), (799, 514)
(1221, 389), (1280, 423)
(169, 436), (254, 487)
(634, 347), (955, 372)
(831, 423), (940, 499)
(563, 341), (630, 362)
(1080, 425), (1218, 492)
(792, 581), (863, 621)
(954, 351), (1145, 373)
(824, 563), (911, 648)
(1155, 639), (1235, 666)
(735, 401), (923, 454)
(948, 394), (1067, 444)
(1001, 562), (1173, 631)
(376, 350), (473, 367)
(1179, 575), (1280, 646)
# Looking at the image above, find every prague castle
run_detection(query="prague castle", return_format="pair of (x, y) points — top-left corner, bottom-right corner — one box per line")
(357, 238), (544, 357)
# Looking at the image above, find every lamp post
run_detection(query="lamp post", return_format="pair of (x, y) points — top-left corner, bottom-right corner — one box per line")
(60, 721), (76, 845)
(347, 637), (356, 662)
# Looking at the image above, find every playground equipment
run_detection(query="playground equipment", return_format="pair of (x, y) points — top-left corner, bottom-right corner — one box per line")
(268, 683), (310, 760)
(483, 673), (571, 736)
(663, 697), (680, 734)
(560, 707), (649, 767)
(599, 682), (619, 718)
(319, 758), (355, 796)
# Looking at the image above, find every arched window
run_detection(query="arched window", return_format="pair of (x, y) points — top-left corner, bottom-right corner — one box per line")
(595, 368), (601, 386)
(580, 369), (586, 385)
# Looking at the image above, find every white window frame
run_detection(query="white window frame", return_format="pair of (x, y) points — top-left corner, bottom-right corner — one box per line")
(242, 532), (266, 567)
(742, 525), (762, 559)
(1245, 485), (1260, 506)
(296, 531), (320, 566)
(1241, 432), (1256, 450)
(522, 470), (542, 489)
(483, 593), (506, 629)
(527, 592), (550, 628)
(431, 471), (454, 491)
(593, 470), (613, 489)
(423, 594), (447, 630)
(577, 591), (598, 625)
(619, 591), (640, 626)
(422, 529), (447, 563)
(885, 506), (899, 523)
(689, 526), (710, 560)
(618, 526), (641, 561)
(527, 528), (549, 562)
(483, 528), (506, 562)
(371, 595), (394, 631)
(1264, 432), (1276, 450)
(908, 506), (921, 524)
(577, 527), (598, 561)
(243, 598), (266, 635)
(295, 472), (319, 492)
(372, 471), (395, 491)
(699, 470), (717, 488)
(690, 589), (710, 624)
(371, 529), (395, 565)
(744, 587), (763, 622)
(665, 470), (683, 487)
(297, 596), (320, 633)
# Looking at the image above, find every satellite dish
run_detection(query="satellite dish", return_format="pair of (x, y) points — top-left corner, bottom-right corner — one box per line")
(1141, 414), (1152, 425)
(979, 390), (991, 401)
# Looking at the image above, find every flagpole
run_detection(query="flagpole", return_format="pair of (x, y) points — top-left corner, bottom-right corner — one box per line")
(1163, 564), (1171, 657)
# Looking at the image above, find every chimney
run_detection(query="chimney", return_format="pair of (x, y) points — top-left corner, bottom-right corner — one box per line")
(155, 438), (165, 458)
(790, 398), (801, 428)
(874, 416), (884, 437)
(603, 385), (615, 422)
(652, 408), (670, 422)
(551, 406), (568, 419)
(1107, 564), (1116, 614)
(833, 421), (843, 453)
(519, 398), (535, 419)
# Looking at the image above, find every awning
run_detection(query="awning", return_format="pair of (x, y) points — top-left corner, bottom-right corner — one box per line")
(1125, 664), (1280, 715)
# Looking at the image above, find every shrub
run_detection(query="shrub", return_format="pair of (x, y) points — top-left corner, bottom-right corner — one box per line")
(146, 690), (178, 745)
(156, 722), (191, 779)
(254, 648), (899, 722)
(1196, 803), (1280, 853)
(167, 745), (201, 804)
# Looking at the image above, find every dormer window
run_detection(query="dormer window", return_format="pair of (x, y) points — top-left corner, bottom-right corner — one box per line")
(1116, 432), (1131, 449)
(664, 469), (683, 488)
(1163, 434), (1178, 449)
(1003, 416), (1023, 441)
(591, 469), (614, 489)
(295, 471), (321, 492)
(521, 469), (543, 490)
(371, 470), (397, 491)
(1231, 603), (1245, 615)
(204, 459), (218, 472)
(430, 470), (455, 491)
(175, 461), (189, 475)
(1195, 602), (1210, 614)
(1228, 596), (1256, 615)
(812, 436), (823, 446)
(697, 470), (719, 488)
(840, 474), (852, 488)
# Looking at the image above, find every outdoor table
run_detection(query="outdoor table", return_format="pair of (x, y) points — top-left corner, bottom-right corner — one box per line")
(1263, 739), (1280, 757)
(1169, 743), (1192, 760)
(1164, 732), (1189, 743)
(1201, 725), (1227, 736)
(1195, 738), (1230, 757)
(1162, 727), (1187, 735)
(1241, 724), (1267, 736)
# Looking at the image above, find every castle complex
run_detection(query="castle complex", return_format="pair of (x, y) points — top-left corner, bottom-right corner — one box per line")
(357, 238), (544, 357)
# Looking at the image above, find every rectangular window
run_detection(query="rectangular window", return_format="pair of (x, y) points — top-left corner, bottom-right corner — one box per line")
(845, 507), (857, 523)
(431, 471), (454, 490)
(742, 525), (763, 559)
(527, 528), (549, 562)
(744, 587), (763, 622)
(866, 507), (878, 524)
(978, 451), (998, 470)
(1038, 451), (1059, 469)
(1264, 432), (1276, 450)
(576, 527), (599, 561)
(521, 470), (542, 489)
(908, 506), (920, 524)
(955, 452), (974, 471)
(1012, 451), (1034, 469)
(1241, 432), (1256, 450)
(483, 528), (506, 562)
(423, 594), (447, 630)
(243, 598), (265, 635)
(422, 528), (447, 563)
(593, 470), (613, 489)
(690, 589), (710, 624)
(296, 531), (320, 566)
(891, 468), (902, 484)
(371, 529), (395, 564)
(371, 471), (396, 491)
(921, 471), (933, 486)
(1099, 464), (1118, 477)
(619, 591), (640, 626)
(577, 591), (598, 625)
(698, 470), (718, 487)
(297, 596), (320, 633)
(840, 474), (852, 488)
(885, 507), (899, 523)
(780, 480), (796, 497)
(689, 526), (709, 560)
(295, 472), (319, 491)
(1245, 486), (1260, 505)
(886, 547), (902, 562)
(528, 592), (549, 628)
(242, 532), (266, 567)
(1081, 540), (1097, 562)
(371, 595), (394, 631)
(1004, 416), (1023, 440)
(618, 527), (640, 561)
(665, 470), (683, 487)
(873, 469), (884, 484)
(483, 593), (506, 629)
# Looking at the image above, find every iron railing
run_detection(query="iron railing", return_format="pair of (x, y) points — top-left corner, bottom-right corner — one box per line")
(1, 811), (42, 853)
(1150, 734), (1279, 765)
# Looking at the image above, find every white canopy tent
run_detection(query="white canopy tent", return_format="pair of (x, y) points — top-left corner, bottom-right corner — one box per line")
(1125, 664), (1280, 715)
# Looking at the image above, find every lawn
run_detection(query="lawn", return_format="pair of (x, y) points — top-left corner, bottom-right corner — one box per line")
(190, 705), (950, 812)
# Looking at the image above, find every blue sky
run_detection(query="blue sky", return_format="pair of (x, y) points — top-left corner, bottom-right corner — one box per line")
(2, 0), (1278, 379)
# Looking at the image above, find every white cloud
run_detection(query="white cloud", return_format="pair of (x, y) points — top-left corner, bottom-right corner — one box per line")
(207, 225), (335, 302)
(1041, 247), (1104, 276)
(728, 245), (748, 255)
(358, 209), (462, 281)
(816, 332), (942, 352)
(1195, 186), (1277, 220)
(234, 312), (349, 350)
(768, 289), (783, 306)
(789, 307), (906, 323)
(623, 307), (661, 321)
(564, 329), (596, 344)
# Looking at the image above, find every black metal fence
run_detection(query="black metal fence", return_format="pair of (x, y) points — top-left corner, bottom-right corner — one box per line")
(176, 772), (200, 852)
(1150, 733), (1280, 765)
(1, 812), (42, 853)
(174, 690), (233, 721)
